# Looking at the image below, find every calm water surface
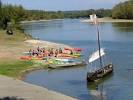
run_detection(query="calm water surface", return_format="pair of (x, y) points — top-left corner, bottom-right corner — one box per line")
(23, 19), (133, 100)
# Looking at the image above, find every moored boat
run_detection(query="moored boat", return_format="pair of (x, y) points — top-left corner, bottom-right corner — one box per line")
(87, 63), (113, 82)
(86, 14), (113, 82)
(48, 60), (86, 69)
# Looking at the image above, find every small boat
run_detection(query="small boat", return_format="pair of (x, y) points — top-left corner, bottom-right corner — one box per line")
(54, 58), (75, 62)
(20, 56), (32, 60)
(23, 52), (32, 55)
(48, 59), (86, 69)
(20, 56), (44, 60)
(64, 48), (82, 52)
(87, 14), (113, 82)
(57, 53), (80, 58)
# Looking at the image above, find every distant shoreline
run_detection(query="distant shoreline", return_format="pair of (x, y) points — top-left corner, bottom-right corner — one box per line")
(21, 18), (133, 24)
(81, 17), (133, 23)
(21, 19), (64, 24)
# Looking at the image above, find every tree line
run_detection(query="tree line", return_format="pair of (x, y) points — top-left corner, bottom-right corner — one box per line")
(0, 1), (64, 29)
(63, 9), (111, 18)
(112, 0), (133, 19)
(0, 0), (133, 29)
(0, 0), (112, 29)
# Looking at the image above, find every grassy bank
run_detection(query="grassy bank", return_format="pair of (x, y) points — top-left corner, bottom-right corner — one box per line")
(0, 60), (33, 78)
(0, 29), (44, 78)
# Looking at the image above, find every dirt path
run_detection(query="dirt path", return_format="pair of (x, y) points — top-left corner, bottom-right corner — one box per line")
(0, 75), (76, 100)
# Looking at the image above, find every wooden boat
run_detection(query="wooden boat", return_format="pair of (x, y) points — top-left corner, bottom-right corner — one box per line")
(48, 60), (86, 69)
(87, 14), (113, 82)
(87, 63), (113, 82)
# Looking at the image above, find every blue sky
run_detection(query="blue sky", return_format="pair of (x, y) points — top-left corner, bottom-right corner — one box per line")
(2, 0), (126, 11)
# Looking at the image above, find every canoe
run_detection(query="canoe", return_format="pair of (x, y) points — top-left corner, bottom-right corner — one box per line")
(23, 52), (32, 55)
(20, 56), (43, 60)
(32, 57), (43, 60)
(58, 54), (79, 58)
(54, 58), (75, 62)
(20, 56), (32, 60)
(73, 48), (82, 52)
(64, 48), (82, 52)
(73, 53), (82, 57)
(48, 61), (86, 69)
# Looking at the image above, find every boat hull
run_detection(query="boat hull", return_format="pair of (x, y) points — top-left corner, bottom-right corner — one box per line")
(87, 63), (113, 82)
(48, 61), (86, 69)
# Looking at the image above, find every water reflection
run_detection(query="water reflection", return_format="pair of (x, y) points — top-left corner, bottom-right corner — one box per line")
(112, 22), (133, 32)
(22, 20), (64, 30)
(87, 73), (113, 100)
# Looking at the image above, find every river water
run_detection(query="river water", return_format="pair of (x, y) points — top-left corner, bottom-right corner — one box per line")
(22, 19), (133, 100)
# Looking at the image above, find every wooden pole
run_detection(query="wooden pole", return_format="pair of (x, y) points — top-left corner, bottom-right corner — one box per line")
(96, 24), (103, 68)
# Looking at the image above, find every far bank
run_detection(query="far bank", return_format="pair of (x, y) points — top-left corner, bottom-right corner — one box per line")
(81, 17), (133, 23)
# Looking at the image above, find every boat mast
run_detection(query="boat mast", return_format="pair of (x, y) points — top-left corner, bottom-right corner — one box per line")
(89, 14), (103, 68)
(95, 17), (103, 68)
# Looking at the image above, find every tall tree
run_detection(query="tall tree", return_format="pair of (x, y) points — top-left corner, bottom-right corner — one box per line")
(112, 0), (133, 19)
(0, 0), (2, 29)
(0, 0), (2, 9)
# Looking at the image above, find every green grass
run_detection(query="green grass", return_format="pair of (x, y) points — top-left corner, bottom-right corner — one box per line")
(0, 60), (48, 78)
(0, 60), (34, 78)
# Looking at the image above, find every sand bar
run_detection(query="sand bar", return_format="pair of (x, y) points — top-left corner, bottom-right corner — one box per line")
(25, 39), (72, 49)
(21, 19), (64, 24)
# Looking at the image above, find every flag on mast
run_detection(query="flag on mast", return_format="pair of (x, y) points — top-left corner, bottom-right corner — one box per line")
(90, 14), (98, 24)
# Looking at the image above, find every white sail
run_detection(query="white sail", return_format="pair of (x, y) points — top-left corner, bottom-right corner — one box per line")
(89, 48), (105, 63)
(89, 14), (98, 24)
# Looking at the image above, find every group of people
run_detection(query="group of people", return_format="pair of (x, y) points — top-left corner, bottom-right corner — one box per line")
(29, 46), (65, 58)
(20, 46), (81, 60)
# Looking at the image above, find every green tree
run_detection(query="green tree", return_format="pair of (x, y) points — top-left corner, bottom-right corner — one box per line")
(112, 0), (133, 19)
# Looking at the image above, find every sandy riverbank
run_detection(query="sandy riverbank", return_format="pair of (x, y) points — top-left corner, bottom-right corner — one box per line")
(21, 19), (64, 24)
(0, 75), (76, 100)
(24, 39), (71, 48)
(81, 17), (133, 23)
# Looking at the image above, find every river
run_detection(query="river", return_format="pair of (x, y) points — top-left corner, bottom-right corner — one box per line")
(22, 19), (133, 100)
